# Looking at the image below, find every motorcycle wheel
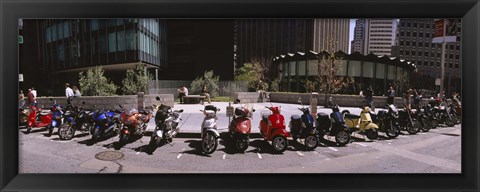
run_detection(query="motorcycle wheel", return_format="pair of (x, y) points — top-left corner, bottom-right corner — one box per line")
(304, 135), (318, 150)
(47, 125), (54, 137)
(26, 126), (32, 134)
(406, 120), (420, 134)
(58, 124), (75, 140)
(335, 130), (350, 146)
(201, 132), (218, 155)
(91, 128), (101, 143)
(385, 123), (400, 138)
(365, 129), (378, 140)
(420, 119), (431, 132)
(272, 136), (288, 153)
(235, 137), (249, 153)
(431, 119), (439, 129)
(446, 117), (455, 127)
(119, 133), (129, 145)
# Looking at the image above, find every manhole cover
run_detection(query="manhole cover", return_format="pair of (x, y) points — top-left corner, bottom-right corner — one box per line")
(95, 151), (124, 161)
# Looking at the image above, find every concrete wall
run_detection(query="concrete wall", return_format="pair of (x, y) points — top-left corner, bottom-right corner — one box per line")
(35, 94), (174, 110)
(233, 92), (261, 103)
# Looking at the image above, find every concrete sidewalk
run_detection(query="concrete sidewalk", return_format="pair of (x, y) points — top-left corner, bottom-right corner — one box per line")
(145, 101), (388, 135)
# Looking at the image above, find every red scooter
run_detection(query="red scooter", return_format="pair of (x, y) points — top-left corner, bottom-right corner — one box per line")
(259, 105), (290, 153)
(26, 99), (55, 134)
(228, 99), (255, 153)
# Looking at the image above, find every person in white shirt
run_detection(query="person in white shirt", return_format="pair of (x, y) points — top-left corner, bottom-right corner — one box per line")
(177, 85), (188, 104)
(30, 87), (37, 106)
(65, 83), (74, 99)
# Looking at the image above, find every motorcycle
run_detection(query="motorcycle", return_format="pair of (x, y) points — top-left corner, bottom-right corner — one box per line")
(90, 107), (122, 143)
(259, 104), (290, 153)
(316, 97), (351, 146)
(18, 100), (31, 126)
(447, 100), (461, 125)
(289, 98), (319, 150)
(25, 98), (55, 134)
(411, 107), (432, 132)
(58, 102), (95, 140)
(200, 105), (221, 155)
(397, 107), (421, 134)
(432, 100), (456, 127)
(149, 96), (184, 149)
(422, 103), (439, 129)
(118, 105), (153, 145)
(46, 99), (68, 136)
(227, 99), (254, 153)
(342, 106), (379, 140)
(370, 104), (401, 138)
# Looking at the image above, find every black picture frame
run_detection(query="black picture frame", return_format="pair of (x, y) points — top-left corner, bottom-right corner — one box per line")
(1, 0), (479, 191)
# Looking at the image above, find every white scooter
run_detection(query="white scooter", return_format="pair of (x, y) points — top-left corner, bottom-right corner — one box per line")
(200, 105), (221, 155)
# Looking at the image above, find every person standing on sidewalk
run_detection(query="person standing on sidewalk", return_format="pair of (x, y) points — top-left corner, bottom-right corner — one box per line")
(364, 87), (373, 108)
(27, 89), (35, 107)
(65, 83), (74, 100)
(31, 87), (37, 107)
(404, 89), (413, 111)
(386, 86), (396, 105)
(72, 85), (82, 97)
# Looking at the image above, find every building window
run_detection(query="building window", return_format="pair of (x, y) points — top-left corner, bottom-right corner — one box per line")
(407, 23), (411, 27)
(307, 60), (318, 76)
(412, 51), (416, 56)
(58, 44), (65, 61)
(420, 23), (424, 28)
(125, 29), (137, 50)
(413, 32), (417, 37)
(108, 32), (117, 53)
(387, 65), (396, 80)
(376, 63), (385, 79)
(336, 60), (347, 76)
(396, 67), (404, 81)
(401, 22), (405, 27)
(400, 31), (404, 36)
(424, 52), (428, 56)
(419, 42), (423, 47)
(400, 41), (404, 46)
(406, 32), (410, 36)
(412, 42), (416, 46)
(406, 42), (410, 46)
(57, 23), (63, 40)
(400, 50), (404, 55)
(63, 22), (70, 38)
(406, 51), (410, 55)
(298, 61), (306, 76)
(92, 19), (98, 31)
(348, 60), (362, 77)
(99, 34), (107, 53)
(289, 61), (296, 76)
(426, 33), (430, 38)
(455, 55), (459, 59)
(363, 62), (374, 78)
(413, 23), (417, 27)
(437, 53), (441, 57)
(45, 27), (51, 43)
(52, 24), (57, 42)
(426, 24), (431, 28)
(117, 31), (125, 52)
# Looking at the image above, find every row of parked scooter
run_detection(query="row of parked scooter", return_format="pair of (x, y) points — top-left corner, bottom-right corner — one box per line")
(18, 96), (461, 155)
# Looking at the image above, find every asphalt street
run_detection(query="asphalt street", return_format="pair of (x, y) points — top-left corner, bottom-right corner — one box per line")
(19, 122), (461, 173)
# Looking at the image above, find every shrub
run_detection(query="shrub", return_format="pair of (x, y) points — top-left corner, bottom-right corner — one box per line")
(79, 66), (117, 96)
(190, 70), (220, 97)
(121, 64), (153, 95)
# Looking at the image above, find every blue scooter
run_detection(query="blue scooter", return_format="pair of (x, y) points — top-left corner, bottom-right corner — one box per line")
(289, 98), (319, 150)
(90, 106), (122, 143)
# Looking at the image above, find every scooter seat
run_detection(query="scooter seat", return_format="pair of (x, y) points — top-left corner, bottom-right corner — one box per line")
(40, 110), (51, 115)
(344, 113), (360, 119)
(291, 115), (301, 120)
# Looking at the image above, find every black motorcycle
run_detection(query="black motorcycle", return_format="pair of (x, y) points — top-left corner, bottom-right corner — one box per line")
(58, 102), (95, 140)
(315, 97), (351, 146)
(432, 100), (456, 127)
(422, 103), (439, 129)
(289, 98), (319, 150)
(412, 107), (432, 132)
(397, 107), (420, 134)
(370, 104), (400, 139)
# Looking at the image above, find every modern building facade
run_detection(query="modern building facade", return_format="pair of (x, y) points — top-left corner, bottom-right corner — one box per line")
(351, 19), (398, 56)
(392, 18), (461, 93)
(313, 19), (350, 53)
(272, 51), (416, 94)
(234, 19), (349, 71)
(20, 19), (235, 96)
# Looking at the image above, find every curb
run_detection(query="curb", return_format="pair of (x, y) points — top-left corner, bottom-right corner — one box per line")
(176, 132), (263, 139)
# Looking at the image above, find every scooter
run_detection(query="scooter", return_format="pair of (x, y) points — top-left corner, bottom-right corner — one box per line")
(46, 99), (65, 136)
(289, 98), (319, 150)
(227, 99), (254, 153)
(397, 106), (421, 134)
(58, 102), (95, 140)
(25, 99), (55, 134)
(90, 107), (122, 143)
(316, 97), (351, 146)
(200, 105), (221, 155)
(259, 104), (290, 153)
(370, 104), (401, 138)
(150, 96), (184, 149)
(118, 105), (152, 145)
(342, 106), (379, 140)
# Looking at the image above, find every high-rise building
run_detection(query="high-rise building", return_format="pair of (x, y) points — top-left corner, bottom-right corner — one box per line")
(351, 19), (365, 54)
(234, 19), (349, 69)
(393, 18), (461, 92)
(313, 19), (350, 53)
(351, 19), (398, 56)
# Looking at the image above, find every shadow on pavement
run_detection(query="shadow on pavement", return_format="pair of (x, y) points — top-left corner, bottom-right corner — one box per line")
(248, 140), (283, 155)
(77, 133), (116, 146)
(182, 139), (214, 157)
(21, 127), (48, 134)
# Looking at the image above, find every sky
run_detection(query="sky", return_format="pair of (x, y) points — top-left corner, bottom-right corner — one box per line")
(348, 19), (356, 54)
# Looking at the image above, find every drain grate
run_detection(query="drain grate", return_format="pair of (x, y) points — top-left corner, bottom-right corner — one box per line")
(95, 151), (124, 161)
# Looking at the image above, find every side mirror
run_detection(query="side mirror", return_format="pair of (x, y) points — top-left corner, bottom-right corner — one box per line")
(252, 109), (256, 112)
(156, 96), (160, 101)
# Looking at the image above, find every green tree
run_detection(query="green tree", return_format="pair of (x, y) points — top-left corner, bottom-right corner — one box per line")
(190, 70), (220, 97)
(79, 66), (117, 96)
(121, 64), (153, 95)
(235, 62), (264, 91)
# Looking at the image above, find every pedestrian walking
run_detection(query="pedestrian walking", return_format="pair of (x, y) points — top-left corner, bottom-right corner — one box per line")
(405, 89), (413, 111)
(19, 90), (26, 107)
(31, 87), (37, 106)
(386, 86), (396, 105)
(364, 87), (373, 108)
(413, 89), (422, 110)
(177, 85), (188, 104)
(65, 83), (74, 101)
(27, 89), (35, 107)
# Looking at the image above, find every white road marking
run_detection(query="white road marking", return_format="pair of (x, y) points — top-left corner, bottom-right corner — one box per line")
(136, 152), (140, 155)
(176, 154), (182, 159)
(257, 153), (263, 159)
(296, 151), (304, 156)
(355, 143), (368, 147)
(328, 147), (339, 152)
(399, 135), (410, 138)
(325, 158), (331, 161)
(313, 151), (320, 155)
(222, 153), (226, 160)
(388, 143), (392, 145)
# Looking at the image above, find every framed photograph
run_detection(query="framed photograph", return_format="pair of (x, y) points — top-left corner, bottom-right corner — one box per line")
(1, 0), (479, 191)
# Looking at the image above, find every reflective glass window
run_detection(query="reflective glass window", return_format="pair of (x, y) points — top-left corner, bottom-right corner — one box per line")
(108, 32), (117, 53)
(117, 31), (125, 51)
(387, 65), (396, 80)
(335, 60), (347, 76)
(348, 60), (361, 77)
(376, 63), (385, 79)
(298, 61), (306, 76)
(289, 62), (296, 76)
(125, 29), (137, 50)
(307, 60), (318, 76)
(362, 62), (374, 78)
